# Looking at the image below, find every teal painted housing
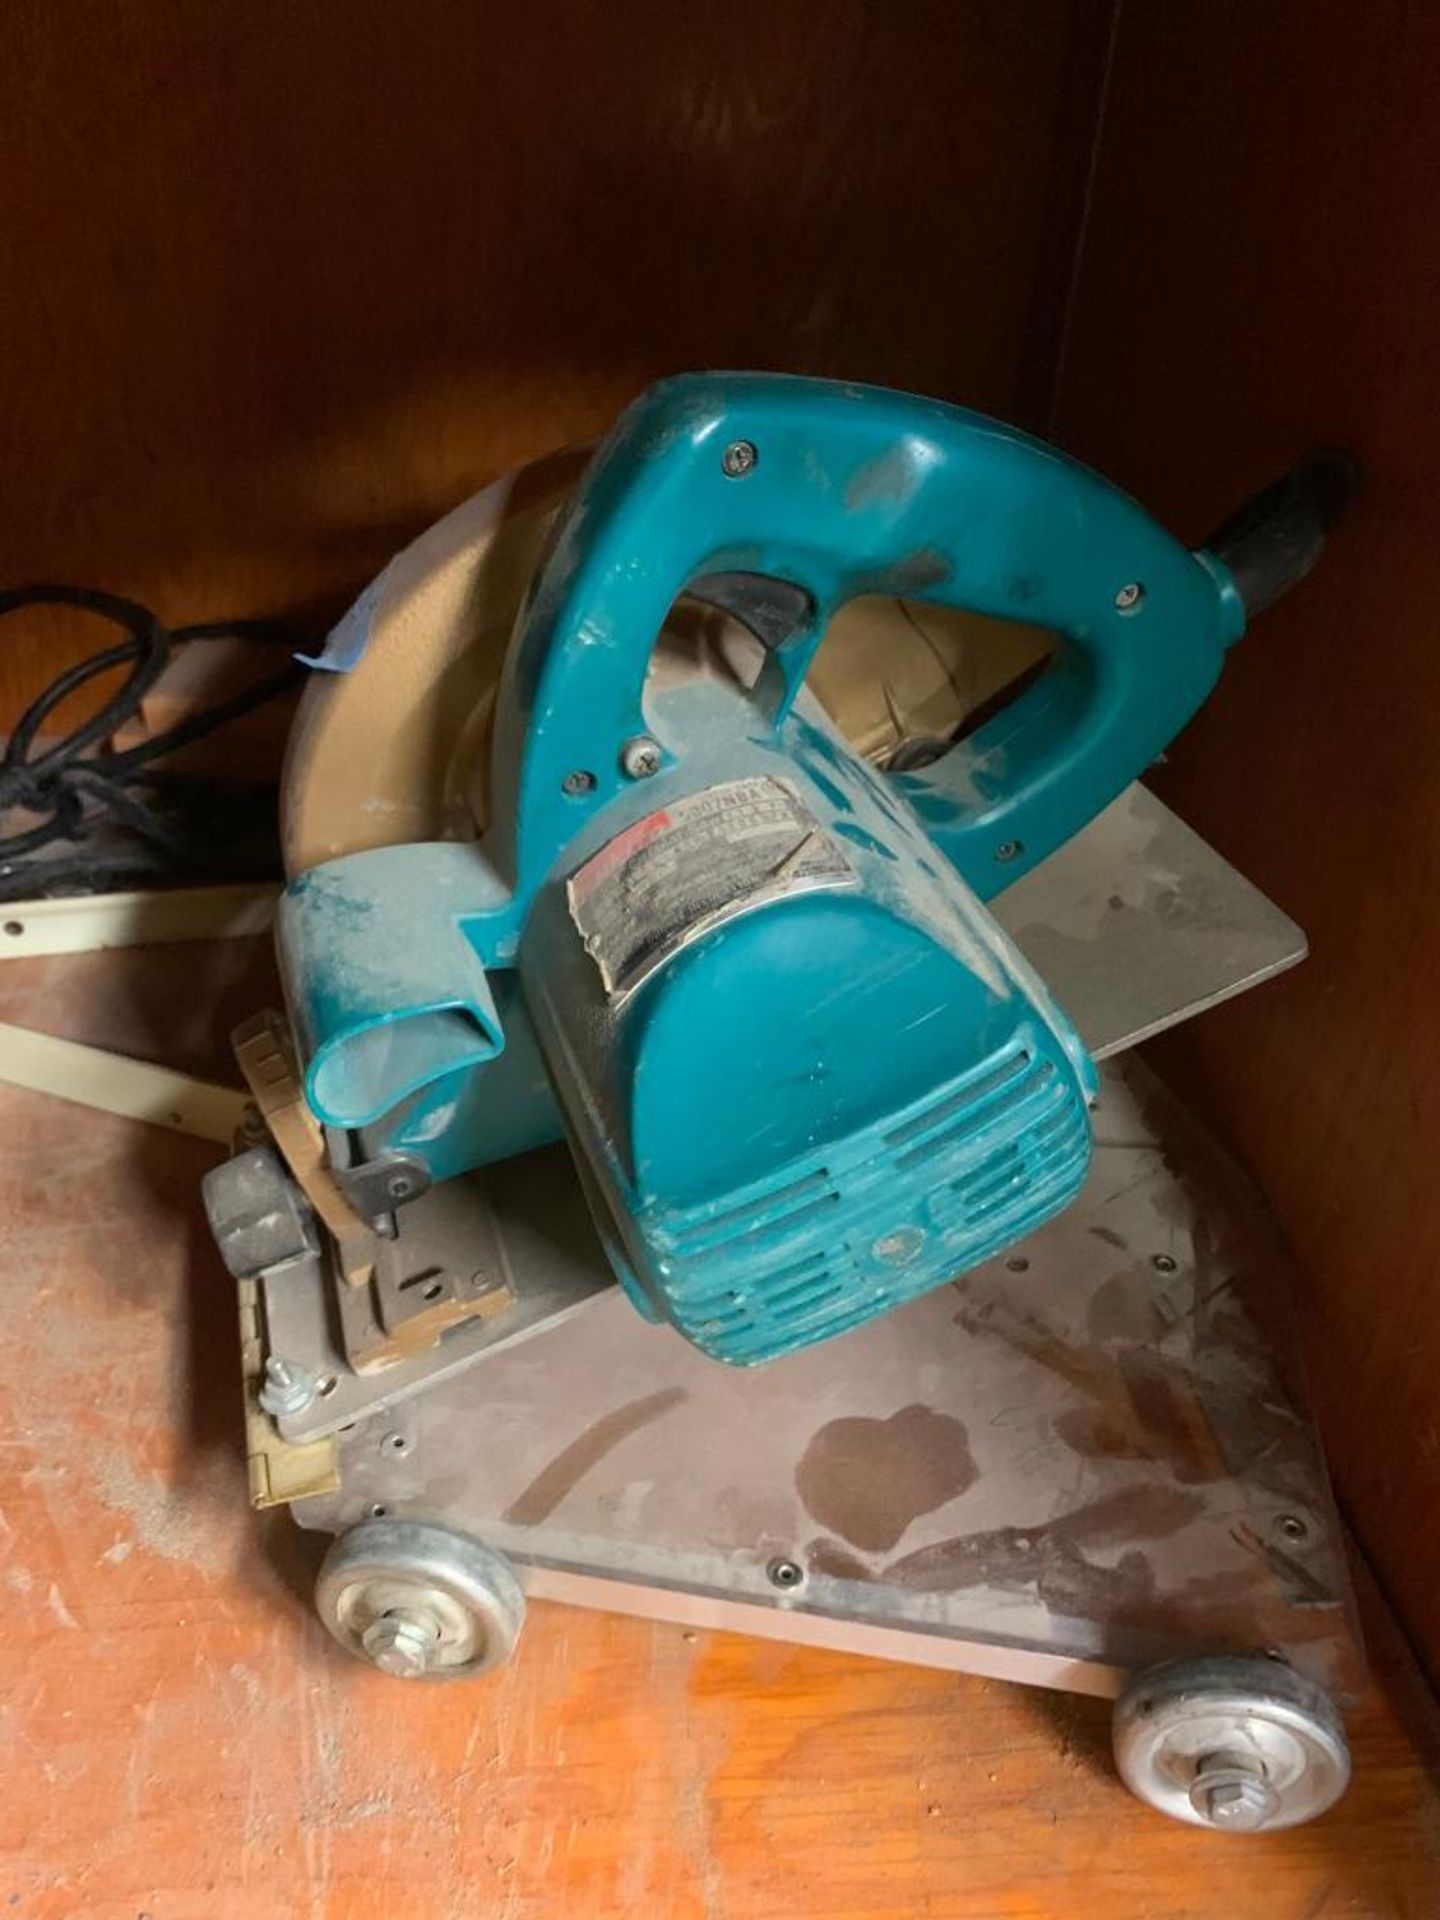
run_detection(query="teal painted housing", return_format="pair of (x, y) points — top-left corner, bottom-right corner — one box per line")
(278, 373), (1246, 1364)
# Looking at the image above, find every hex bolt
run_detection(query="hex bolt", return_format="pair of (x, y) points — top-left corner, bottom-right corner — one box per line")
(258, 1354), (319, 1417)
(721, 439), (758, 478)
(1188, 1754), (1280, 1832)
(1114, 581), (1145, 612)
(361, 1607), (442, 1678)
(1205, 1779), (1272, 1829)
(562, 769), (597, 796)
(620, 736), (663, 780)
(766, 1557), (806, 1591)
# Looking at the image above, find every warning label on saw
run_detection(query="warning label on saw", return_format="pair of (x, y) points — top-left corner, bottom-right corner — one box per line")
(567, 775), (855, 1000)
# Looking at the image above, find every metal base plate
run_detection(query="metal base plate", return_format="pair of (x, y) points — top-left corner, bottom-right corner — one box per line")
(994, 781), (1306, 1060)
(291, 1059), (1362, 1701)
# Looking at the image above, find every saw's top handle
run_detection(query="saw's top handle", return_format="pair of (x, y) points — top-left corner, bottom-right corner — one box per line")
(490, 373), (1246, 898)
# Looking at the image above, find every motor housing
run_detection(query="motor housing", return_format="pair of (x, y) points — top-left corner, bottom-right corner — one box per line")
(518, 659), (1095, 1362)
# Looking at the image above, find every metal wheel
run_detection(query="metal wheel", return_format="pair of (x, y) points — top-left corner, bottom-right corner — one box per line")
(315, 1518), (525, 1680)
(1112, 1654), (1350, 1832)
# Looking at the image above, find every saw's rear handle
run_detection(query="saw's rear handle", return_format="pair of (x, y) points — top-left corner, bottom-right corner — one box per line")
(493, 376), (1357, 906)
(1204, 448), (1360, 616)
(497, 374), (1247, 902)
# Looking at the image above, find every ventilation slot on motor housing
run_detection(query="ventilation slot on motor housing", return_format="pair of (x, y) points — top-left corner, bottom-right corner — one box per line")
(649, 1035), (1091, 1364)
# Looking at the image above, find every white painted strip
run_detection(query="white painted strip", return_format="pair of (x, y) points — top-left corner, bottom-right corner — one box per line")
(0, 884), (278, 958)
(0, 1023), (246, 1143)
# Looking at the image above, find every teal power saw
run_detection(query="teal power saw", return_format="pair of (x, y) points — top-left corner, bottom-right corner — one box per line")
(222, 374), (1352, 1366)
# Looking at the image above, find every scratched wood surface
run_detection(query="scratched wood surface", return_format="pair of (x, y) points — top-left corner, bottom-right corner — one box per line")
(2, 942), (1440, 1918)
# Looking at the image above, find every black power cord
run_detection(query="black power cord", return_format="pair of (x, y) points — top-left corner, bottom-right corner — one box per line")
(0, 585), (310, 901)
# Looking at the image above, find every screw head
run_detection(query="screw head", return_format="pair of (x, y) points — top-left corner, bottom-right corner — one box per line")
(872, 1226), (925, 1267)
(994, 839), (1023, 864)
(620, 735), (663, 780)
(1114, 581), (1145, 612)
(361, 1609), (441, 1678)
(562, 769), (597, 797)
(1151, 1252), (1178, 1274)
(1276, 1513), (1309, 1542)
(721, 439), (758, 478)
(766, 1557), (805, 1590)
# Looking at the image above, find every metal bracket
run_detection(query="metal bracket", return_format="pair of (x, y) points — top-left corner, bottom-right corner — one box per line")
(232, 1011), (375, 1286)
(258, 1143), (614, 1443)
(0, 1022), (247, 1143)
(0, 883), (277, 958)
(329, 1142), (433, 1222)
(239, 1278), (339, 1507)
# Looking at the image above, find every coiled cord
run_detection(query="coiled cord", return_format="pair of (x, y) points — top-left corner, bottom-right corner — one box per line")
(0, 584), (309, 899)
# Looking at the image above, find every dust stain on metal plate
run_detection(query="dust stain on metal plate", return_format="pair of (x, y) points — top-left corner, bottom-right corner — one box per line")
(1086, 1270), (1168, 1343)
(880, 1484), (1204, 1614)
(805, 1482), (1336, 1666)
(804, 1536), (877, 1582)
(955, 1293), (1227, 1484)
(795, 1403), (976, 1553)
(502, 1387), (688, 1525)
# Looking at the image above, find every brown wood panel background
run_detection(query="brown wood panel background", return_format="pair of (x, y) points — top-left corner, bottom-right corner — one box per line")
(0, 0), (1081, 715)
(1054, 2), (1440, 1677)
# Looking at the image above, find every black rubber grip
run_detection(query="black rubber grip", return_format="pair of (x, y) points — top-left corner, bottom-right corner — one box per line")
(1204, 449), (1360, 616)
